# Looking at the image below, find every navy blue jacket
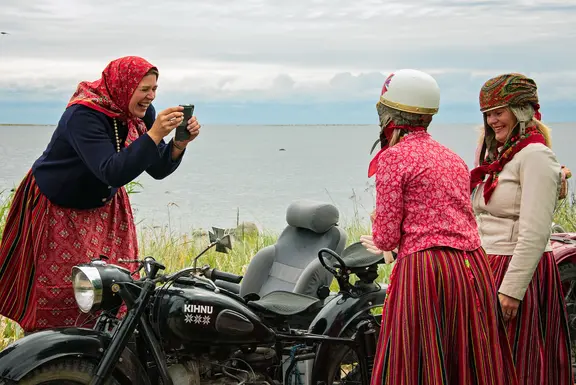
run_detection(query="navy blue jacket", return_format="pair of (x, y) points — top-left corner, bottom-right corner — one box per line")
(31, 104), (183, 209)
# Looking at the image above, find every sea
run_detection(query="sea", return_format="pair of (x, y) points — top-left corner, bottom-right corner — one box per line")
(0, 123), (574, 233)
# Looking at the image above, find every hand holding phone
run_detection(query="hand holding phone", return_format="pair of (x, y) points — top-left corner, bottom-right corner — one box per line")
(175, 104), (195, 141)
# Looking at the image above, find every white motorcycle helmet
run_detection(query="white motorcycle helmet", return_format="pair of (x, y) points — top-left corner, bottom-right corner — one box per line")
(378, 69), (440, 115)
(370, 69), (441, 155)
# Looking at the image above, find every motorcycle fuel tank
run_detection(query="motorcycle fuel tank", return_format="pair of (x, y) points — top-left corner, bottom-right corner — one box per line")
(151, 282), (276, 347)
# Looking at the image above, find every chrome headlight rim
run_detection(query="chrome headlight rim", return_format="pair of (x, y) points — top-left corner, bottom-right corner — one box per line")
(72, 265), (103, 313)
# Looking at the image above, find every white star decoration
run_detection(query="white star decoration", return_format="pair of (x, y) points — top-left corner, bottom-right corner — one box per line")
(184, 313), (212, 325)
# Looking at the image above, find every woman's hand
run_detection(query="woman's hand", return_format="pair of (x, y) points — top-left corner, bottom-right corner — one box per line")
(360, 235), (383, 255)
(498, 292), (520, 322)
(173, 116), (201, 150)
(559, 165), (572, 199)
(148, 106), (184, 144)
(360, 235), (397, 264)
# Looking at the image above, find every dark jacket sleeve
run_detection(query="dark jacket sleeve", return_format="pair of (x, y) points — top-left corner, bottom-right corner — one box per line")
(65, 107), (164, 188)
(142, 104), (185, 180)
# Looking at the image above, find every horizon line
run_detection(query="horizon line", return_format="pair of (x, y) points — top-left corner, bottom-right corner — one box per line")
(2, 121), (576, 127)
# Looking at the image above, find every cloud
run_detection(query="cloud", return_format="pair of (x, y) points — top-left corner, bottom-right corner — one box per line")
(0, 0), (574, 119)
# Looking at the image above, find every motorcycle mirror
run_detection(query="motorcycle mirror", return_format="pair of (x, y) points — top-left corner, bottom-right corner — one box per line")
(209, 227), (233, 253)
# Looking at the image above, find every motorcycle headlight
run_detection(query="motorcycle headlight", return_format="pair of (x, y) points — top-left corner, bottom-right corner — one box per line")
(72, 262), (132, 314)
(72, 266), (103, 313)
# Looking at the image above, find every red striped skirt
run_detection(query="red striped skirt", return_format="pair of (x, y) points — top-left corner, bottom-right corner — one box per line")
(0, 171), (139, 332)
(489, 252), (573, 385)
(370, 247), (517, 385)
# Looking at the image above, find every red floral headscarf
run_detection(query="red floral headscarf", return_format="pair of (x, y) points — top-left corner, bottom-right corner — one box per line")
(67, 56), (158, 145)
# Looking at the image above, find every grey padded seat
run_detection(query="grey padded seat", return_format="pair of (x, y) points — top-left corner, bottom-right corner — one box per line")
(239, 199), (347, 301)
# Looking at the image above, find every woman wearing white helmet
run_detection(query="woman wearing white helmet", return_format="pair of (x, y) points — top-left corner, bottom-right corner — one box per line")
(363, 69), (516, 384)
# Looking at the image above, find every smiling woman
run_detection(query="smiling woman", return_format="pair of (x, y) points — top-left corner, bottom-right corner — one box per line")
(0, 55), (202, 333)
(129, 68), (159, 117)
(470, 73), (573, 385)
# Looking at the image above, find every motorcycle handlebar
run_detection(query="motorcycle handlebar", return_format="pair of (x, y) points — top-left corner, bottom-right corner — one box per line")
(208, 268), (243, 284)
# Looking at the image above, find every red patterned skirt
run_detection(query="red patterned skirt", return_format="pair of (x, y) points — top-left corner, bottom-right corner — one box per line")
(370, 247), (517, 385)
(489, 252), (573, 385)
(0, 171), (139, 332)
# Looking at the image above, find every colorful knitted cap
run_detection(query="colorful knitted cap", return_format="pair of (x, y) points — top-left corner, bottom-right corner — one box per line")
(479, 73), (539, 113)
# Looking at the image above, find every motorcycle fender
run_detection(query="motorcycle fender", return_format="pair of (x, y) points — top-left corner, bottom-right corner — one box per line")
(556, 253), (576, 266)
(0, 327), (150, 384)
(551, 234), (576, 265)
(309, 286), (387, 336)
(309, 286), (387, 384)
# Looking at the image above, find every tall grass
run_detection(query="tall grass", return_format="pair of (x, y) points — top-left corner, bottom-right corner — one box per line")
(0, 182), (575, 350)
(0, 188), (18, 348)
(0, 182), (382, 349)
(553, 193), (576, 232)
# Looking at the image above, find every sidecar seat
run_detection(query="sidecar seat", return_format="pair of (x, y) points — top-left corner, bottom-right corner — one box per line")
(218, 199), (347, 300)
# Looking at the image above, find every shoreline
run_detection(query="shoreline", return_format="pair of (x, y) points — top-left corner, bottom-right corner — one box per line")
(0, 123), (375, 127)
(2, 121), (576, 127)
(0, 123), (55, 127)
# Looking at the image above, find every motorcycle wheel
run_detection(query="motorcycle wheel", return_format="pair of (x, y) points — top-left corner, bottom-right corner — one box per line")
(4, 358), (121, 385)
(324, 316), (380, 385)
(324, 344), (362, 385)
(559, 262), (576, 341)
(558, 261), (576, 375)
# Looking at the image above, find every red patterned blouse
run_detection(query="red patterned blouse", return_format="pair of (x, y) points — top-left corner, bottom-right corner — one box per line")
(371, 131), (481, 259)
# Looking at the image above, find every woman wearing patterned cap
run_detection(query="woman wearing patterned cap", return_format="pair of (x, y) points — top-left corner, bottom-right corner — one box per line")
(0, 56), (201, 333)
(471, 73), (573, 384)
(363, 69), (516, 385)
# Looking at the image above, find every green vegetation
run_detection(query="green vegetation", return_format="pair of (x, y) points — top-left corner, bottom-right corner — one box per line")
(0, 182), (388, 349)
(0, 181), (574, 350)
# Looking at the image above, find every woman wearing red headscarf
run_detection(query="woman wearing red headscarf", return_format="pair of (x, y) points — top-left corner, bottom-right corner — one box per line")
(364, 69), (516, 385)
(471, 73), (573, 384)
(0, 56), (200, 333)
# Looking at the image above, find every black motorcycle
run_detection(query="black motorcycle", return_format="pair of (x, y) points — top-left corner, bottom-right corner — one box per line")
(0, 229), (388, 385)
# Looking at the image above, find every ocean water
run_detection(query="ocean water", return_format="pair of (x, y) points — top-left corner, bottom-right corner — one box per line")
(0, 123), (573, 233)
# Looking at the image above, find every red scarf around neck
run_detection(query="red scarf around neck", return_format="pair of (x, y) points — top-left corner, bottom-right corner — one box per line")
(470, 126), (546, 204)
(367, 123), (426, 177)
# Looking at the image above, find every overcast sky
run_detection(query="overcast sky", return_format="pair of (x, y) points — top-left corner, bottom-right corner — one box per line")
(0, 0), (574, 124)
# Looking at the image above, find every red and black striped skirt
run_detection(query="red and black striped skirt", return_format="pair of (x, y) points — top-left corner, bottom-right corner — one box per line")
(0, 171), (139, 332)
(489, 252), (573, 385)
(370, 247), (517, 385)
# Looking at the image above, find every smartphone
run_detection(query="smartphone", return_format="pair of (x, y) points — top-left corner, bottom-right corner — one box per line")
(175, 104), (195, 141)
